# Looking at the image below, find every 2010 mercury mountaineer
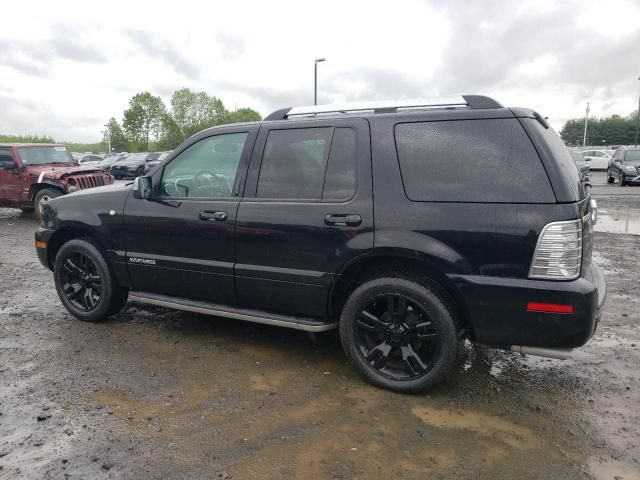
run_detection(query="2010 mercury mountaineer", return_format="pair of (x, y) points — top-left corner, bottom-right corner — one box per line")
(35, 95), (606, 392)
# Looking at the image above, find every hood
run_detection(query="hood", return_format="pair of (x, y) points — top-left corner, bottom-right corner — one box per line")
(114, 158), (146, 167)
(64, 181), (132, 198)
(26, 164), (108, 181)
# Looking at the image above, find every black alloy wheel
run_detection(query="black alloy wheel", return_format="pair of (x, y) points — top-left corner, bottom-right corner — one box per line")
(339, 277), (460, 393)
(355, 294), (440, 380)
(59, 253), (102, 312)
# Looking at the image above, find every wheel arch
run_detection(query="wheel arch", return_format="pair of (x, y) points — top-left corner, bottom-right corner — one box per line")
(329, 250), (472, 336)
(46, 223), (108, 269)
(29, 181), (66, 201)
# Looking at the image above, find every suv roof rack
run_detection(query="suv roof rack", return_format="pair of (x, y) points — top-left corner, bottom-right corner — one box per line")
(264, 95), (502, 121)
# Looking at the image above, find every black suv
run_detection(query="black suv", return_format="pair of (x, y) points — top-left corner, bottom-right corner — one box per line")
(35, 95), (606, 392)
(607, 146), (640, 186)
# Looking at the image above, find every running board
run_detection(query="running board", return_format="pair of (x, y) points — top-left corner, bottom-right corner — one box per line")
(128, 291), (337, 332)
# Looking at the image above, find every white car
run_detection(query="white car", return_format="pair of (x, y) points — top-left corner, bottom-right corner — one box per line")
(581, 149), (614, 170)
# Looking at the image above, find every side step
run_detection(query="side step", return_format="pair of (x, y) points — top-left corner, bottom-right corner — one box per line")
(128, 291), (337, 333)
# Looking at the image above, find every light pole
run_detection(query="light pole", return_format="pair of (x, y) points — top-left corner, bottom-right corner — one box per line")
(635, 76), (640, 147)
(314, 58), (326, 105)
(582, 102), (590, 147)
(103, 124), (111, 155)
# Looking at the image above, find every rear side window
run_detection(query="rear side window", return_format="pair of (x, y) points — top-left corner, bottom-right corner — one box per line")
(395, 119), (555, 203)
(257, 127), (357, 201)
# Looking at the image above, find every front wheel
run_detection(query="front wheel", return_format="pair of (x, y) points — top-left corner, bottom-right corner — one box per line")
(34, 188), (62, 220)
(339, 277), (460, 393)
(53, 239), (128, 322)
(619, 172), (626, 186)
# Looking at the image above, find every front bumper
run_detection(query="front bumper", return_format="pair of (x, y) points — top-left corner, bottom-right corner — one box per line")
(621, 173), (640, 184)
(35, 227), (55, 270)
(110, 165), (139, 178)
(451, 263), (606, 348)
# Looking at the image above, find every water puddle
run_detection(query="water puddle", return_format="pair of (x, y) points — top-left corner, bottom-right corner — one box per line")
(595, 210), (640, 235)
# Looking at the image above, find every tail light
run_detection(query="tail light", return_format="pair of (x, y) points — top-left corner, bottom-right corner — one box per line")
(529, 219), (582, 280)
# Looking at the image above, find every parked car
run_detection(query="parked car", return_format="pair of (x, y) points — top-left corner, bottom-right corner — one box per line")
(581, 149), (614, 170)
(35, 96), (605, 393)
(0, 144), (113, 219)
(78, 154), (105, 166)
(109, 152), (150, 179)
(144, 151), (171, 174)
(569, 149), (591, 183)
(98, 154), (129, 174)
(607, 146), (640, 186)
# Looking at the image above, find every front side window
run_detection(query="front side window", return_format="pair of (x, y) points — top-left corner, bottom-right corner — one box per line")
(160, 132), (248, 198)
(0, 149), (16, 169)
(257, 128), (332, 199)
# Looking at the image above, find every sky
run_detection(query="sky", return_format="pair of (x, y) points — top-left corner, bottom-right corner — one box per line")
(0, 0), (639, 143)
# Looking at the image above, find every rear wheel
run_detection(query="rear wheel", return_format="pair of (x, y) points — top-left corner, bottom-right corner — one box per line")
(339, 277), (460, 393)
(34, 188), (62, 220)
(53, 239), (128, 322)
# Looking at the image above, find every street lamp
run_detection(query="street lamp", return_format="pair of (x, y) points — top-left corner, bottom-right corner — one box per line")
(582, 102), (590, 147)
(635, 76), (640, 147)
(314, 58), (326, 106)
(103, 124), (111, 155)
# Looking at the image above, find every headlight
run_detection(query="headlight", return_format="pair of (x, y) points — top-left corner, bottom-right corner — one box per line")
(623, 166), (637, 173)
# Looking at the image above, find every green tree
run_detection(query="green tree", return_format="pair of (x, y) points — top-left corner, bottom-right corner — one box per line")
(560, 111), (639, 146)
(170, 88), (228, 139)
(225, 108), (262, 124)
(103, 117), (128, 153)
(123, 92), (166, 151)
(158, 113), (184, 150)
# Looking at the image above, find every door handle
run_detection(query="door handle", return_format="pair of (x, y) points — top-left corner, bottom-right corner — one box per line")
(324, 214), (362, 227)
(199, 210), (228, 221)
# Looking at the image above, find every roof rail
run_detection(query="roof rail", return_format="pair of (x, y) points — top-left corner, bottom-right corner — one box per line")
(264, 95), (502, 121)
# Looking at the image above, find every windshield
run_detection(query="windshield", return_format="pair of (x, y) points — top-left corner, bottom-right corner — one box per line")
(127, 153), (148, 161)
(18, 146), (74, 165)
(624, 150), (640, 165)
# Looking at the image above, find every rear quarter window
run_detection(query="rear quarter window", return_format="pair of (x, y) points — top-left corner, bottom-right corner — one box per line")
(394, 119), (555, 203)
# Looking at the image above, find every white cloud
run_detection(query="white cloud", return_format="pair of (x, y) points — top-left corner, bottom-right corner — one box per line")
(0, 0), (638, 141)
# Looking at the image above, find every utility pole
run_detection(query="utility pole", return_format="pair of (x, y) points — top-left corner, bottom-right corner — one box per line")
(314, 58), (326, 105)
(582, 102), (590, 147)
(103, 124), (111, 155)
(635, 76), (640, 147)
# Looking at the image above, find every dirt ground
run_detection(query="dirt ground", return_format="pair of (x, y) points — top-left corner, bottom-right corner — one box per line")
(0, 190), (638, 480)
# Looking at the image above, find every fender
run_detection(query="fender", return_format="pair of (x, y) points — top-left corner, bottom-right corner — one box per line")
(29, 180), (67, 200)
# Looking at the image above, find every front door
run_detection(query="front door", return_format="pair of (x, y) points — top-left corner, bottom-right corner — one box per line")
(235, 118), (373, 318)
(0, 149), (21, 203)
(123, 126), (257, 305)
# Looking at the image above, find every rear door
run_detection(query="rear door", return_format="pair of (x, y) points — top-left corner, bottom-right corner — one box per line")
(235, 118), (373, 318)
(123, 126), (258, 304)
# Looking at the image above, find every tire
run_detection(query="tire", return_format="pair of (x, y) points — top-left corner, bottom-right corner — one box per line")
(136, 167), (144, 177)
(607, 173), (614, 184)
(339, 276), (460, 393)
(53, 239), (128, 322)
(619, 173), (626, 187)
(19, 206), (35, 213)
(34, 188), (62, 220)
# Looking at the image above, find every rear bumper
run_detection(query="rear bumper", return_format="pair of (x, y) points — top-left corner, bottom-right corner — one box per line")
(451, 263), (606, 348)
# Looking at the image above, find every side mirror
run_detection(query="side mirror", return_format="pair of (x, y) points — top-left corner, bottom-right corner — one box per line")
(133, 176), (153, 200)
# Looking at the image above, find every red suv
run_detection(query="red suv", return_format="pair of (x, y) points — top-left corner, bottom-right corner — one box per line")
(0, 144), (114, 218)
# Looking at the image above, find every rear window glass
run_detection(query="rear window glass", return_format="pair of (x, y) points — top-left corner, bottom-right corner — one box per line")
(394, 119), (555, 203)
(323, 128), (357, 201)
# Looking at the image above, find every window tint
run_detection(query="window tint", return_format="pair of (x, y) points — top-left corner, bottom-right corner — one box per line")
(395, 119), (555, 203)
(257, 128), (332, 199)
(160, 132), (247, 198)
(323, 128), (357, 201)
